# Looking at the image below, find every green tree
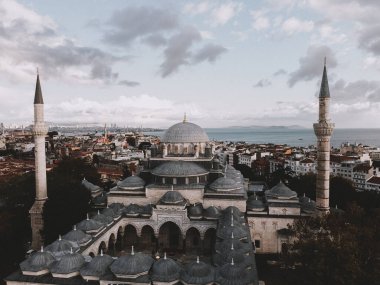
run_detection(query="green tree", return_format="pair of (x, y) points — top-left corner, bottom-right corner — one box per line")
(43, 158), (100, 243)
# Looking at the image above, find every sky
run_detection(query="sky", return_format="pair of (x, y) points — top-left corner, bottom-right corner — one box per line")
(1, 0), (380, 128)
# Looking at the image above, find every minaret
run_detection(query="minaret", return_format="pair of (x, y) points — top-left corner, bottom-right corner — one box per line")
(29, 71), (48, 249)
(313, 59), (334, 213)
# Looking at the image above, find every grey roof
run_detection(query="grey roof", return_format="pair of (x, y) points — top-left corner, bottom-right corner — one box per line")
(63, 226), (92, 246)
(203, 206), (222, 220)
(216, 223), (247, 240)
(152, 161), (208, 177)
(181, 258), (215, 284)
(151, 255), (182, 282)
(300, 198), (316, 214)
(101, 207), (120, 219)
(50, 252), (85, 275)
(319, 64), (330, 98)
(124, 204), (143, 217)
(20, 248), (55, 273)
(246, 195), (266, 212)
(213, 249), (252, 267)
(161, 121), (209, 143)
(108, 203), (125, 215)
(209, 177), (242, 192)
(110, 251), (154, 277)
(117, 175), (145, 190)
(92, 192), (107, 205)
(34, 73), (44, 104)
(215, 239), (252, 255)
(266, 181), (297, 199)
(80, 252), (114, 278)
(216, 262), (252, 285)
(160, 191), (186, 205)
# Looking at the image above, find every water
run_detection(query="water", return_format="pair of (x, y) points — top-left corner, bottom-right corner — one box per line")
(145, 128), (380, 147)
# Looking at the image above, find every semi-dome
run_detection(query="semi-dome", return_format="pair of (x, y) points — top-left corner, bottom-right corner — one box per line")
(152, 254), (182, 283)
(20, 247), (55, 276)
(160, 191), (186, 205)
(50, 251), (85, 277)
(266, 181), (297, 199)
(110, 248), (154, 278)
(152, 161), (208, 177)
(117, 175), (145, 190)
(181, 257), (215, 285)
(161, 121), (209, 143)
(80, 251), (114, 280)
(209, 177), (242, 192)
(63, 226), (92, 246)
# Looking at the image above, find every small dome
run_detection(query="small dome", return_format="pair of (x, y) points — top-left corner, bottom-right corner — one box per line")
(80, 252), (114, 279)
(161, 121), (209, 143)
(188, 203), (203, 219)
(203, 206), (221, 220)
(82, 178), (102, 193)
(152, 254), (182, 283)
(160, 191), (186, 205)
(124, 204), (143, 217)
(93, 211), (114, 225)
(101, 207), (119, 219)
(181, 257), (215, 285)
(216, 261), (251, 285)
(45, 236), (79, 257)
(50, 251), (85, 275)
(209, 177), (242, 192)
(76, 216), (104, 233)
(20, 247), (55, 275)
(63, 226), (92, 246)
(246, 195), (266, 212)
(117, 175), (145, 190)
(152, 161), (208, 177)
(266, 181), (297, 199)
(110, 250), (154, 278)
(92, 192), (107, 206)
(300, 198), (316, 214)
(108, 203), (125, 215)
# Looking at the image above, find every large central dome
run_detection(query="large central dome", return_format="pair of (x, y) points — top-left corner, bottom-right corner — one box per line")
(161, 121), (209, 143)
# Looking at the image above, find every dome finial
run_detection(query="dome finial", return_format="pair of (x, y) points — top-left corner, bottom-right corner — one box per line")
(73, 225), (77, 231)
(131, 245), (135, 255)
(164, 252), (167, 259)
(70, 247), (73, 254)
(183, 112), (187, 123)
(41, 245), (44, 252)
(171, 185), (174, 191)
(231, 258), (234, 266)
(59, 235), (62, 241)
(231, 215), (234, 227)
(100, 249), (103, 256)
(231, 232), (234, 239)
(197, 256), (200, 263)
(97, 209), (100, 215)
(86, 213), (90, 220)
(231, 242), (234, 250)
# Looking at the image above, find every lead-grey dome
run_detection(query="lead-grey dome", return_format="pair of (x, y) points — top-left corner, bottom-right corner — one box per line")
(20, 247), (55, 275)
(152, 255), (182, 283)
(110, 250), (154, 278)
(50, 251), (85, 275)
(152, 161), (208, 177)
(161, 121), (209, 143)
(216, 261), (252, 285)
(117, 175), (145, 190)
(80, 252), (114, 279)
(246, 196), (266, 212)
(181, 258), (215, 285)
(266, 181), (297, 199)
(63, 226), (92, 246)
(203, 206), (221, 220)
(160, 191), (186, 205)
(209, 177), (242, 192)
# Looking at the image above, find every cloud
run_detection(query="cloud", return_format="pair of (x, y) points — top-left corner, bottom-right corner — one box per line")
(211, 3), (242, 26)
(103, 6), (178, 46)
(118, 80), (140, 87)
(288, 45), (337, 87)
(192, 44), (227, 64)
(273, 69), (287, 76)
(330, 79), (380, 102)
(281, 17), (314, 35)
(251, 10), (270, 31)
(184, 2), (210, 15)
(358, 24), (380, 55)
(253, 79), (272, 88)
(0, 0), (123, 83)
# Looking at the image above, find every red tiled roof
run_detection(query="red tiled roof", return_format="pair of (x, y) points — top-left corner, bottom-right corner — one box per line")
(367, 176), (380, 185)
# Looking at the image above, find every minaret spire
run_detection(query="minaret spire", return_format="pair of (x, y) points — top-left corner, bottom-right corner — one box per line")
(30, 71), (48, 249)
(313, 59), (334, 213)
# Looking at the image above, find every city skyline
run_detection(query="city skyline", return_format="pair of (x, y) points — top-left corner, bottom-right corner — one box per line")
(1, 0), (380, 128)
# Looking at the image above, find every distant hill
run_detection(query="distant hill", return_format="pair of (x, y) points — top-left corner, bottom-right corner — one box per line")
(227, 125), (307, 130)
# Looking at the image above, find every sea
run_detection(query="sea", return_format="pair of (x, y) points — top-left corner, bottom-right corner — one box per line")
(144, 128), (380, 148)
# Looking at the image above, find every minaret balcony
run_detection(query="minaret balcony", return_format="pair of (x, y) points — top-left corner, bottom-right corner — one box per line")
(313, 122), (334, 137)
(33, 123), (48, 136)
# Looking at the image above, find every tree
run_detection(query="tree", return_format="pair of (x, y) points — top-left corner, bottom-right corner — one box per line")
(289, 204), (380, 285)
(43, 158), (100, 243)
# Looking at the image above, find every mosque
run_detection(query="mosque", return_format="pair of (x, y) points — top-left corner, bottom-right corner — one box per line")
(5, 62), (334, 285)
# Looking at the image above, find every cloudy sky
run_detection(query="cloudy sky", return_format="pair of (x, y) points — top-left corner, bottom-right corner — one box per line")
(1, 0), (380, 128)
